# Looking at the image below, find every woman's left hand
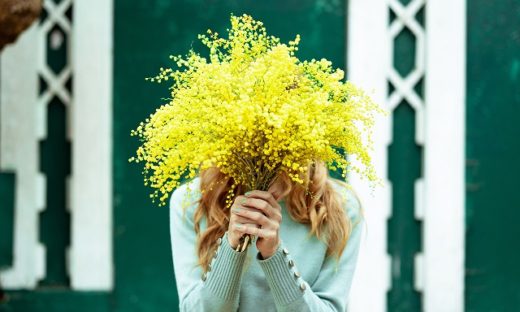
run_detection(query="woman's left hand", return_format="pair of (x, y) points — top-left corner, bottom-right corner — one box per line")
(231, 190), (282, 259)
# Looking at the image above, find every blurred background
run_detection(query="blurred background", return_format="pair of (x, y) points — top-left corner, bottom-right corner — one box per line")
(0, 0), (518, 311)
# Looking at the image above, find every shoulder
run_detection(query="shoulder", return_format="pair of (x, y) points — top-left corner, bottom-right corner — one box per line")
(328, 177), (363, 224)
(169, 176), (202, 222)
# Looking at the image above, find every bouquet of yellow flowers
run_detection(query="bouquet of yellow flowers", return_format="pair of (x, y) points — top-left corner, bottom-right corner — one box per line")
(130, 14), (386, 250)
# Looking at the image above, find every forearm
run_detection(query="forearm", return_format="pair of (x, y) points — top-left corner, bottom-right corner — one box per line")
(257, 242), (347, 312)
(179, 231), (247, 311)
(258, 184), (365, 312)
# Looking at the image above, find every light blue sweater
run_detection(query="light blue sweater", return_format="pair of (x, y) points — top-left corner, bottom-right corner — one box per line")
(169, 176), (364, 311)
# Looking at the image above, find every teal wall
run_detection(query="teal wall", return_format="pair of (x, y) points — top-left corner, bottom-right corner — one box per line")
(465, 0), (520, 310)
(113, 1), (346, 311)
(0, 172), (14, 270)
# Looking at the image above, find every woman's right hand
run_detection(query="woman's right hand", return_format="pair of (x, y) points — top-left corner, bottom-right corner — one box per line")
(227, 195), (261, 249)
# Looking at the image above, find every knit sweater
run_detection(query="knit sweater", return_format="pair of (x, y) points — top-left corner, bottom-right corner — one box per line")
(169, 176), (364, 312)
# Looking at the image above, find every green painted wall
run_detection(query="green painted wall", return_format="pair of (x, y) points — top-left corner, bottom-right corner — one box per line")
(0, 172), (15, 270)
(113, 1), (346, 311)
(465, 0), (520, 310)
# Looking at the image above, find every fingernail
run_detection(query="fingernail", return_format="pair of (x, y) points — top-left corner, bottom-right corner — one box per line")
(240, 198), (247, 204)
(236, 223), (243, 229)
(232, 206), (241, 213)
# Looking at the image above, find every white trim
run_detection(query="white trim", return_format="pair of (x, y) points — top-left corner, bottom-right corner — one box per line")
(0, 25), (46, 289)
(68, 0), (114, 290)
(347, 0), (466, 310)
(347, 1), (392, 311)
(423, 0), (466, 310)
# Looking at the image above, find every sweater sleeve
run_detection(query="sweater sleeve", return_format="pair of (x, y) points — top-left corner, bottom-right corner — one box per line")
(169, 181), (248, 312)
(256, 185), (365, 312)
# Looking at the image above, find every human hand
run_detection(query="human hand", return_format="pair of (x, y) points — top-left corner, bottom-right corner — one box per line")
(227, 195), (262, 250)
(230, 190), (282, 259)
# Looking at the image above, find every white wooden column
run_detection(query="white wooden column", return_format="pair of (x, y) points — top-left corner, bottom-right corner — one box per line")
(423, 0), (466, 310)
(347, 0), (466, 311)
(0, 0), (114, 291)
(347, 1), (392, 311)
(68, 0), (114, 290)
(0, 25), (46, 289)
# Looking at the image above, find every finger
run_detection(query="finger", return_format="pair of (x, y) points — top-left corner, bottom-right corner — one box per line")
(237, 195), (281, 222)
(236, 224), (276, 239)
(243, 191), (281, 213)
(231, 210), (262, 223)
(232, 214), (279, 234)
(234, 196), (267, 215)
(233, 215), (260, 225)
(232, 206), (271, 227)
(231, 203), (268, 217)
(233, 221), (259, 232)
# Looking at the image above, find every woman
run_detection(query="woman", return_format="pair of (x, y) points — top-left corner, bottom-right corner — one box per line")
(169, 160), (365, 311)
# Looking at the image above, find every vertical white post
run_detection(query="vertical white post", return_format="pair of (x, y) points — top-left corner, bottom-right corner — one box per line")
(69, 0), (114, 290)
(0, 25), (46, 289)
(347, 1), (392, 311)
(423, 0), (466, 310)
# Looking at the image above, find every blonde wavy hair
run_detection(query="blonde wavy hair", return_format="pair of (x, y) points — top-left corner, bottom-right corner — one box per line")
(189, 160), (363, 273)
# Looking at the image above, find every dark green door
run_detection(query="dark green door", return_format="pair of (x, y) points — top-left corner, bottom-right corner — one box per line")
(465, 1), (520, 311)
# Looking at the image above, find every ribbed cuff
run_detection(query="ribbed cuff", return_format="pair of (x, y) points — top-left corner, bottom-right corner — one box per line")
(257, 242), (305, 306)
(203, 231), (247, 301)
